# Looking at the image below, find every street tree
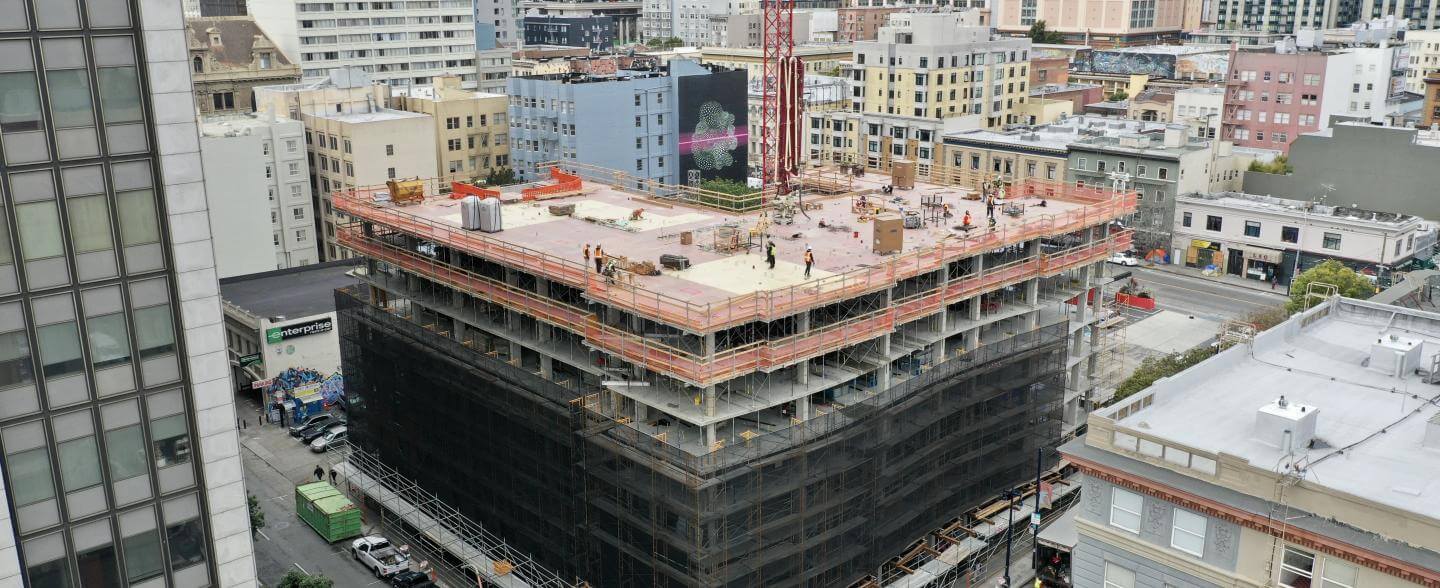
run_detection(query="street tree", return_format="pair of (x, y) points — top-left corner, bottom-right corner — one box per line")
(1028, 21), (1065, 44)
(1286, 260), (1374, 312)
(277, 571), (334, 588)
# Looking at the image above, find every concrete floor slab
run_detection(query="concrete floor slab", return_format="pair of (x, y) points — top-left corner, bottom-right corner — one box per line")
(671, 254), (834, 294)
(1124, 309), (1219, 354)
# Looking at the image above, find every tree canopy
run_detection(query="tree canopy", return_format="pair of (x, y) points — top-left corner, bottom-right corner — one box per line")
(1247, 154), (1293, 174)
(484, 166), (519, 187)
(277, 571), (334, 588)
(1028, 21), (1066, 44)
(1287, 260), (1375, 312)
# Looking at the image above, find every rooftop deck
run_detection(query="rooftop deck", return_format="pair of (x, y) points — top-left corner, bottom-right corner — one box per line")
(335, 162), (1136, 333)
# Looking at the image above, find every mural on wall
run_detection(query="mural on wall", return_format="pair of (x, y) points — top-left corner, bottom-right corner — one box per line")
(678, 68), (749, 182)
(1074, 50), (1228, 80)
(266, 367), (345, 406)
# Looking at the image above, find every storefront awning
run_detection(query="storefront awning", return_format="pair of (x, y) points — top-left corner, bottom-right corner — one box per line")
(1243, 246), (1284, 264)
(1037, 506), (1078, 552)
(1190, 240), (1215, 250)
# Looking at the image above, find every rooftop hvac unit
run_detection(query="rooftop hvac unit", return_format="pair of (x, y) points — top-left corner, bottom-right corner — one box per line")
(1253, 395), (1319, 453)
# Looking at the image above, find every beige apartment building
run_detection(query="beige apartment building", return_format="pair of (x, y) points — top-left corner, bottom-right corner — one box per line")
(993, 0), (1194, 46)
(187, 16), (300, 115)
(254, 68), (438, 261)
(390, 75), (512, 185)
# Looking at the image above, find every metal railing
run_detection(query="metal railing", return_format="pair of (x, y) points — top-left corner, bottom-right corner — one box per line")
(344, 226), (1130, 386)
(333, 167), (1137, 335)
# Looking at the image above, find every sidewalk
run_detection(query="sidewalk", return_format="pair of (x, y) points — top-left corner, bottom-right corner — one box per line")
(1139, 262), (1292, 297)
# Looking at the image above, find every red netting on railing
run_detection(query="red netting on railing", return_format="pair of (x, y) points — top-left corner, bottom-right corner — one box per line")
(335, 174), (1138, 336)
(521, 167), (583, 201)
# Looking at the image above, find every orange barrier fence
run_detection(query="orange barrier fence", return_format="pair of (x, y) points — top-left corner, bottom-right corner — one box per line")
(342, 225), (1130, 386)
(520, 167), (582, 201)
(335, 178), (1137, 335)
(450, 182), (501, 200)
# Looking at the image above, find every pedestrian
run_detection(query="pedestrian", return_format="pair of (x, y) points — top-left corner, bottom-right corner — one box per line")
(594, 244), (604, 273)
(1271, 274), (1278, 290)
(803, 246), (814, 278)
(583, 243), (590, 265)
(766, 241), (777, 270)
(328, 467), (338, 485)
(313, 464), (324, 482)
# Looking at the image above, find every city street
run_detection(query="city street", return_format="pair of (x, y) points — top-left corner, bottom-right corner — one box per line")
(1122, 265), (1287, 322)
(237, 400), (380, 587)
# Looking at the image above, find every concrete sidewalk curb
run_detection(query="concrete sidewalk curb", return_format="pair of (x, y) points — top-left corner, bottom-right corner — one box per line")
(1139, 263), (1291, 298)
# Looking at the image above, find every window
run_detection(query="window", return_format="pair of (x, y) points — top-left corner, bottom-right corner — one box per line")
(1244, 220), (1261, 237)
(87, 314), (130, 369)
(122, 525), (164, 583)
(133, 304), (174, 360)
(1046, 164), (1056, 180)
(635, 116), (642, 127)
(385, 144), (394, 156)
(37, 321), (83, 378)
(117, 190), (161, 247)
(1304, 74), (1321, 86)
(1109, 488), (1143, 533)
(1280, 547), (1315, 588)
(166, 517), (205, 569)
(68, 196), (114, 254)
(105, 425), (147, 480)
(1323, 232), (1342, 250)
(8, 448), (55, 506)
(287, 162), (300, 176)
(1321, 560), (1358, 588)
(150, 414), (190, 468)
(57, 436), (102, 491)
(636, 137), (643, 149)
(1103, 562), (1136, 588)
(636, 159), (644, 171)
(0, 71), (43, 133)
(1171, 509), (1207, 556)
(210, 91), (234, 110)
(447, 138), (462, 151)
(1158, 168), (1169, 180)
(386, 167), (396, 179)
(1182, 212), (1192, 227)
(264, 165), (272, 179)
(97, 67), (143, 123)
(48, 69), (95, 128)
(446, 117), (459, 129)
(1078, 158), (1087, 170)
(1206, 215), (1222, 231)
(1282, 226), (1299, 243)
(1137, 164), (1147, 177)
(192, 56), (203, 73)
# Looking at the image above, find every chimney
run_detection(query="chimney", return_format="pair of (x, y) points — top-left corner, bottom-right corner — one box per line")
(1254, 396), (1319, 453)
(1163, 125), (1185, 148)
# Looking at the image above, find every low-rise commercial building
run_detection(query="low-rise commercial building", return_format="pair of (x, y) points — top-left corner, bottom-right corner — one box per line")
(1244, 121), (1440, 221)
(523, 14), (621, 50)
(699, 44), (852, 81)
(389, 75), (512, 184)
(836, 6), (904, 41)
(1068, 125), (1259, 256)
(1173, 86), (1224, 138)
(1173, 191), (1429, 285)
(1405, 29), (1440, 93)
(1068, 45), (1231, 98)
(1063, 295), (1440, 588)
(199, 112), (318, 277)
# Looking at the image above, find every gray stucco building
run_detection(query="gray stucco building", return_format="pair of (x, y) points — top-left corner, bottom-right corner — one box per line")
(1244, 122), (1440, 221)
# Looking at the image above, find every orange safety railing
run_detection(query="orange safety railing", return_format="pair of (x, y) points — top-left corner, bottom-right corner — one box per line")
(335, 173), (1138, 335)
(520, 166), (582, 200)
(449, 181), (501, 200)
(343, 224), (1132, 386)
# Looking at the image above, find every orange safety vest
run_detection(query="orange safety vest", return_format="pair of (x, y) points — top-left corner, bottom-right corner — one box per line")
(804, 251), (814, 264)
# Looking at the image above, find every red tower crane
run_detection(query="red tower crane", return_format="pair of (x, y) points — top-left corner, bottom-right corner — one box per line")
(759, 0), (804, 193)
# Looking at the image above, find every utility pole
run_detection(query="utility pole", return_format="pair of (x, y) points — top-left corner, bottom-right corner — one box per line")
(1002, 489), (1016, 588)
(1032, 447), (1042, 571)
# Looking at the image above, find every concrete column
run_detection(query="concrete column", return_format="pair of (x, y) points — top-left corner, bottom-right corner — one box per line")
(965, 327), (979, 351)
(877, 364), (891, 392)
(795, 396), (811, 421)
(453, 320), (467, 345)
(539, 355), (553, 379)
(1026, 277), (1040, 306)
(704, 423), (717, 447)
(509, 340), (523, 363)
(635, 401), (649, 423)
(795, 312), (810, 385)
(703, 385), (716, 417)
(968, 295), (982, 321)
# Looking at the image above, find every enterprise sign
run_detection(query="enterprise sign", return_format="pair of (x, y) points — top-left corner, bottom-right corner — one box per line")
(265, 317), (333, 344)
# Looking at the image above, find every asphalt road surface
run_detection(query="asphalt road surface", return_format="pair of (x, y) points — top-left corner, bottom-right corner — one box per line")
(1123, 266), (1287, 322)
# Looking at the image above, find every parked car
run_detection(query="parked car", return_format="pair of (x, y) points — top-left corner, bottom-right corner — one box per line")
(352, 535), (410, 578)
(1107, 252), (1140, 266)
(310, 426), (347, 453)
(389, 570), (435, 588)
(289, 413), (339, 437)
(299, 419), (346, 444)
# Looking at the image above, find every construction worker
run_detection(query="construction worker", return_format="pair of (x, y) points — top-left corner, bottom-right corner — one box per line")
(766, 241), (777, 270)
(583, 243), (591, 265)
(803, 246), (814, 278)
(962, 210), (973, 227)
(594, 244), (604, 273)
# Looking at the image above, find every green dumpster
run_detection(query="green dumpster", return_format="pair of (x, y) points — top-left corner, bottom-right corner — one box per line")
(295, 482), (362, 543)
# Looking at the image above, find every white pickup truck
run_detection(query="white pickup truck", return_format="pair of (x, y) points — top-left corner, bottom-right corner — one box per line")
(352, 536), (411, 578)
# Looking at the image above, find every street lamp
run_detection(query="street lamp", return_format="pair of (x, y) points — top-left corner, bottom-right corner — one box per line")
(1002, 488), (1018, 587)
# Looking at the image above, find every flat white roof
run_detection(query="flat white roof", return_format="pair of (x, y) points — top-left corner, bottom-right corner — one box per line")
(309, 108), (430, 123)
(1108, 298), (1440, 520)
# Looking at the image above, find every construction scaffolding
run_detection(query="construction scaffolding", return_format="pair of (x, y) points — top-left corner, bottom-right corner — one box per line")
(333, 162), (1137, 587)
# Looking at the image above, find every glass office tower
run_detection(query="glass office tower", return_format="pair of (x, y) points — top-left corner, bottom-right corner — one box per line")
(0, 0), (255, 585)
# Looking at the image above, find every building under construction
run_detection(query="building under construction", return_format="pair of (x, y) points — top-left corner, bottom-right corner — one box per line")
(334, 162), (1135, 586)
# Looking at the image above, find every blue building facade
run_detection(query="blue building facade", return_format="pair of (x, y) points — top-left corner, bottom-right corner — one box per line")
(507, 60), (748, 187)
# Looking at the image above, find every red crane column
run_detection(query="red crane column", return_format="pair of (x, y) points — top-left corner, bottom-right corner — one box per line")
(760, 0), (802, 192)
